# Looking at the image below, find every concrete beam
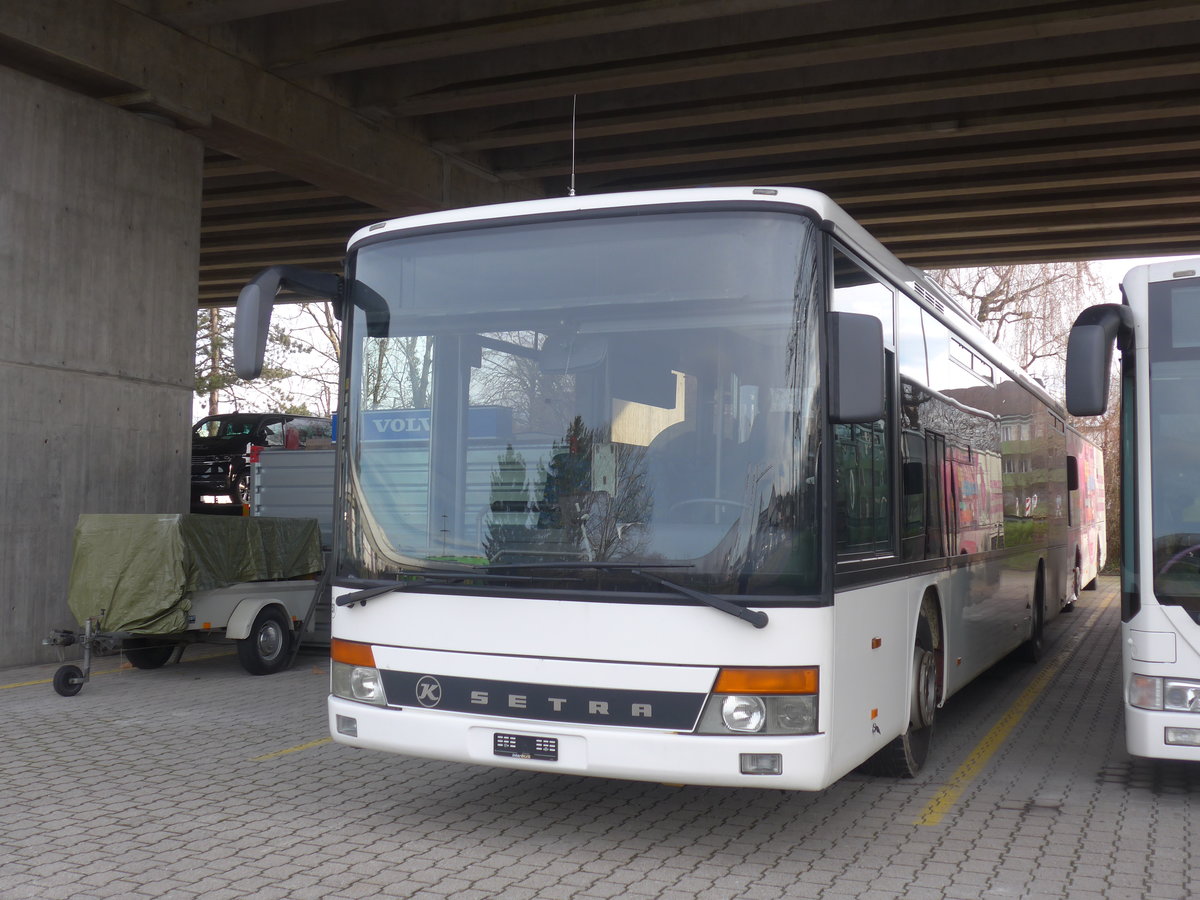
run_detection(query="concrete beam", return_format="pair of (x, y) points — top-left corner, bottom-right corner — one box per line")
(0, 0), (539, 214)
(272, 0), (811, 78)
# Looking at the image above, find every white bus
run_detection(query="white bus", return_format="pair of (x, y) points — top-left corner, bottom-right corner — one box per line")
(237, 187), (1101, 789)
(1067, 258), (1200, 760)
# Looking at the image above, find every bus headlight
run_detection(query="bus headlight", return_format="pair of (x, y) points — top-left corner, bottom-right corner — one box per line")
(1165, 680), (1200, 712)
(695, 667), (819, 735)
(722, 696), (766, 732)
(332, 661), (387, 706)
(1129, 674), (1200, 712)
(330, 638), (387, 707)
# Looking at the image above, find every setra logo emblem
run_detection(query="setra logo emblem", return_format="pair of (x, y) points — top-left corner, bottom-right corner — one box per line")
(414, 675), (442, 707)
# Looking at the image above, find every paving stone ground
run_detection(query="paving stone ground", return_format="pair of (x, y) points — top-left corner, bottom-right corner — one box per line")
(2, 577), (1198, 899)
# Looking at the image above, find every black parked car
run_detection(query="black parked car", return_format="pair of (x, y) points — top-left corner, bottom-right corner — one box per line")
(191, 413), (332, 506)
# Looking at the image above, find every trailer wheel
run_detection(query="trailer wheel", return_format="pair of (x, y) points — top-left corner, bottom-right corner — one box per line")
(236, 607), (292, 675)
(123, 638), (175, 670)
(53, 665), (84, 697)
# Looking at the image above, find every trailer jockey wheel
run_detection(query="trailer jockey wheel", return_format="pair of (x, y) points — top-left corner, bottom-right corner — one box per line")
(53, 665), (84, 697)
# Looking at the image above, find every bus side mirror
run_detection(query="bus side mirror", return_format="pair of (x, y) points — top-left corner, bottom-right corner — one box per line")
(234, 266), (341, 379)
(828, 311), (884, 424)
(1065, 303), (1132, 417)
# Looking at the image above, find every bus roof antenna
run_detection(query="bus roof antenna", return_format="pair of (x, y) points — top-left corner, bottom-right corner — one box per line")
(568, 94), (577, 197)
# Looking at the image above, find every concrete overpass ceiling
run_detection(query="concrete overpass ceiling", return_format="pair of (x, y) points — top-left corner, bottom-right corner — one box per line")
(4, 0), (1200, 304)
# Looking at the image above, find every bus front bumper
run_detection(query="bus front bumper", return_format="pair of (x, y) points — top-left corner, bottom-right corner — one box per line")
(1125, 705), (1200, 760)
(328, 696), (837, 791)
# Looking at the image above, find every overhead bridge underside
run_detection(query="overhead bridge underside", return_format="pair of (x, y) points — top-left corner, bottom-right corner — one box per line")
(3, 0), (1199, 304)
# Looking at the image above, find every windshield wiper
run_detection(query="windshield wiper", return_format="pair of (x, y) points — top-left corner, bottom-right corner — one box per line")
(338, 565), (768, 628)
(482, 561), (693, 572)
(630, 569), (769, 629)
(337, 571), (567, 607)
(481, 561), (766, 628)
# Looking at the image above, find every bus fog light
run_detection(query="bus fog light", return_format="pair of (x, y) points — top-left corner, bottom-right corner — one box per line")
(722, 696), (766, 732)
(1128, 674), (1163, 710)
(332, 661), (387, 706)
(740, 753), (782, 775)
(336, 715), (358, 737)
(1165, 727), (1200, 746)
(1163, 679), (1200, 712)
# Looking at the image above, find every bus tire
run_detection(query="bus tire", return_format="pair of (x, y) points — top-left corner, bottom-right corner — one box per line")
(1021, 568), (1046, 662)
(236, 606), (292, 676)
(1063, 562), (1081, 613)
(1084, 548), (1100, 590)
(862, 596), (939, 778)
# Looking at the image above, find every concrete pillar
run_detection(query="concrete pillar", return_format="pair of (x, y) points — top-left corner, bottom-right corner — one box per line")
(0, 65), (202, 667)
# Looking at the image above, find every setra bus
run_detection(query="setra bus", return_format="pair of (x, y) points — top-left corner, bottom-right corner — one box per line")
(1067, 258), (1200, 761)
(236, 187), (1102, 789)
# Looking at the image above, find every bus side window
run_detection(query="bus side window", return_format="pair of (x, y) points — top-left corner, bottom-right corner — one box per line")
(900, 428), (926, 562)
(832, 249), (896, 563)
(834, 420), (892, 558)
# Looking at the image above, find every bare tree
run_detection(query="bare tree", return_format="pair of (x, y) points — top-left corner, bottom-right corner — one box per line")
(361, 336), (432, 410)
(193, 299), (345, 417)
(929, 261), (1104, 399)
(194, 308), (307, 415)
(931, 261), (1119, 570)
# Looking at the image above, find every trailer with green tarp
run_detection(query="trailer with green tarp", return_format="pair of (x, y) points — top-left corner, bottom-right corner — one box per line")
(48, 513), (325, 695)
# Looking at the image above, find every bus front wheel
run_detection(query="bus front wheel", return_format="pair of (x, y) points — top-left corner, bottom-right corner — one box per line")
(863, 599), (940, 778)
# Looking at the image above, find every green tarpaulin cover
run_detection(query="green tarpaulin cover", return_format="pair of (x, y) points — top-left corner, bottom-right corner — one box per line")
(66, 514), (323, 634)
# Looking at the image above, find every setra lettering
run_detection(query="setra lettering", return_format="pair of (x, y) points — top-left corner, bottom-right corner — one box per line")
(438, 684), (656, 719)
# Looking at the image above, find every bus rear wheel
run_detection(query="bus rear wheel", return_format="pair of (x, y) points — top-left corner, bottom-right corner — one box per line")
(1022, 568), (1046, 662)
(1063, 563), (1081, 613)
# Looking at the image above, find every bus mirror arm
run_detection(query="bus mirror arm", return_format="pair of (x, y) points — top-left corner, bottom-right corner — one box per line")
(1065, 303), (1133, 417)
(234, 266), (342, 379)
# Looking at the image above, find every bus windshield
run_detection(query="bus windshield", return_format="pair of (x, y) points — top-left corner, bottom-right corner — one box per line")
(339, 208), (824, 596)
(1149, 276), (1200, 606)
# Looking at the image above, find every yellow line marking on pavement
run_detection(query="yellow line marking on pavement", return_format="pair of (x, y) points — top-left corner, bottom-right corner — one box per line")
(252, 736), (332, 761)
(1, 677), (60, 690)
(914, 590), (1116, 826)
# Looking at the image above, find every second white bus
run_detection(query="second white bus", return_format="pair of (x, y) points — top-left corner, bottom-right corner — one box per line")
(1068, 258), (1200, 760)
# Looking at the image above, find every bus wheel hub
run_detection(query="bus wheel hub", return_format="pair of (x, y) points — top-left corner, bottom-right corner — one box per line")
(912, 646), (937, 729)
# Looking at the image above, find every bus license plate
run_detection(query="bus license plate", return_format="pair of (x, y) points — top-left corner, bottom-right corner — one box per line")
(494, 733), (558, 761)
